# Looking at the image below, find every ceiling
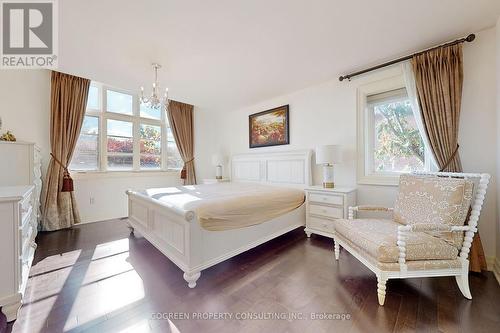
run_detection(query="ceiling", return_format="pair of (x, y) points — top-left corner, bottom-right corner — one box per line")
(58, 0), (500, 111)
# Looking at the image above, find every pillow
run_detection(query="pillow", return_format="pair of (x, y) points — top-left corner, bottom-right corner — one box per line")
(394, 174), (474, 248)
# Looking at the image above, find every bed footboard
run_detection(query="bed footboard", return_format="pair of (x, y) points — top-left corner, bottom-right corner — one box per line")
(126, 190), (203, 287)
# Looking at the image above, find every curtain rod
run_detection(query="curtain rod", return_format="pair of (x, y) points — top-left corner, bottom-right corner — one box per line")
(338, 33), (475, 82)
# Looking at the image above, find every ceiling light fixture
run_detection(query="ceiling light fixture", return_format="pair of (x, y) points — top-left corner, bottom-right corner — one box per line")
(140, 63), (169, 109)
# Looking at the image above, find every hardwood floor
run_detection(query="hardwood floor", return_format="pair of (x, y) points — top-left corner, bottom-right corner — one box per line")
(2, 219), (500, 333)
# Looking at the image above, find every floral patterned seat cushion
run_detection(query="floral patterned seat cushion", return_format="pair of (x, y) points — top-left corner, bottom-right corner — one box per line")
(333, 218), (458, 263)
(393, 174), (474, 248)
(336, 236), (462, 271)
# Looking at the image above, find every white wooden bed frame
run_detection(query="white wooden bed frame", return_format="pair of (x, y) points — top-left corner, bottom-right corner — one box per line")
(126, 150), (312, 288)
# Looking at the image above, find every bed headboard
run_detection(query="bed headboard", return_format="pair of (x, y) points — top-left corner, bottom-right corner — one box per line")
(230, 150), (312, 188)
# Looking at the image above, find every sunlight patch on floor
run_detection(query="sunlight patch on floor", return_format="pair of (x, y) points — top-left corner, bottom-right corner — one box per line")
(92, 238), (130, 260)
(63, 264), (145, 331)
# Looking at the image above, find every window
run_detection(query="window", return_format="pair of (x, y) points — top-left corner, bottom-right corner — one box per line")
(368, 88), (425, 173)
(357, 74), (432, 185)
(87, 86), (100, 110)
(70, 116), (99, 170)
(70, 83), (182, 172)
(106, 90), (133, 115)
(107, 119), (133, 170)
(140, 124), (161, 169)
(166, 125), (182, 169)
(140, 103), (161, 120)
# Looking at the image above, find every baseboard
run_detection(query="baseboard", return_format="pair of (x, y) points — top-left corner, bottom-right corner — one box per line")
(493, 258), (500, 286)
(79, 216), (127, 224)
(486, 256), (495, 271)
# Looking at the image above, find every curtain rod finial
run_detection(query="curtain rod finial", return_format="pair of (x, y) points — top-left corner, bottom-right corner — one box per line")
(339, 76), (345, 82)
(466, 34), (475, 42)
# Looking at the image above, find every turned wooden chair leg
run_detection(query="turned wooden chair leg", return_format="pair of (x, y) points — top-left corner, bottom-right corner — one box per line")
(455, 273), (472, 299)
(377, 275), (388, 306)
(333, 239), (340, 260)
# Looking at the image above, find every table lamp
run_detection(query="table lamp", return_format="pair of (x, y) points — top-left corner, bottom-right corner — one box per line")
(211, 153), (226, 179)
(315, 145), (340, 188)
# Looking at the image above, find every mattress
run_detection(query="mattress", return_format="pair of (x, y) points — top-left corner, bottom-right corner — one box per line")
(141, 182), (305, 231)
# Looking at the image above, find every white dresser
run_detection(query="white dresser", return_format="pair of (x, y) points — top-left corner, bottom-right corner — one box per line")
(0, 141), (42, 227)
(0, 186), (37, 322)
(304, 186), (356, 239)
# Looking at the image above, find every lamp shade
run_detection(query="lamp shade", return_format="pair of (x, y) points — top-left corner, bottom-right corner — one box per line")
(315, 145), (340, 165)
(211, 153), (226, 166)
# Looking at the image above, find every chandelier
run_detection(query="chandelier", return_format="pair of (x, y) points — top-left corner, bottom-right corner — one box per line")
(140, 63), (169, 109)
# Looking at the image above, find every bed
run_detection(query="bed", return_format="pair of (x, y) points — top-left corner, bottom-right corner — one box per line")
(126, 150), (312, 287)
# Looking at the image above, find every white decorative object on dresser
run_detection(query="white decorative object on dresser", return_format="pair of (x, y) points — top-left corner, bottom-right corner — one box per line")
(0, 141), (42, 229)
(304, 186), (356, 238)
(202, 178), (230, 184)
(0, 185), (37, 322)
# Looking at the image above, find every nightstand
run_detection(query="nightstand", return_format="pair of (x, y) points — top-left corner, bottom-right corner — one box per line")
(304, 186), (356, 239)
(202, 178), (230, 184)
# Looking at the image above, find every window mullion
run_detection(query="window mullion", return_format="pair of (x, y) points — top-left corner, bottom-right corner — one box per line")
(133, 95), (141, 171)
(161, 123), (167, 171)
(162, 104), (167, 171)
(101, 114), (108, 172)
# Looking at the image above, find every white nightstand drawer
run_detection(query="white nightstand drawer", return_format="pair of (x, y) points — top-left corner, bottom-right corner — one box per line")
(308, 216), (335, 233)
(309, 193), (343, 206)
(309, 204), (343, 219)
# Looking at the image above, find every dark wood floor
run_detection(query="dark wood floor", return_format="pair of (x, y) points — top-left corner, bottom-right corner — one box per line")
(1, 219), (499, 333)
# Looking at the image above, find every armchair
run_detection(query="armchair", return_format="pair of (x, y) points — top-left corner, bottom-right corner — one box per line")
(333, 172), (490, 306)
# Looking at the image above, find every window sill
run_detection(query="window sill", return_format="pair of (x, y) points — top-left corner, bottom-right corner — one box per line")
(71, 169), (180, 180)
(357, 173), (401, 186)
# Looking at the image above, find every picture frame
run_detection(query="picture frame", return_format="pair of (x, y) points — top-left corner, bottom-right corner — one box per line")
(249, 105), (289, 148)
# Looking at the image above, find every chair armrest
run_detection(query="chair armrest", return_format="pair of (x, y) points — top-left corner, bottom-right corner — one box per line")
(348, 206), (394, 219)
(396, 224), (471, 266)
(400, 223), (471, 233)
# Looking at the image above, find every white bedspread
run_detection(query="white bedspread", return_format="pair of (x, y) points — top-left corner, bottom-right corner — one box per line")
(141, 182), (305, 231)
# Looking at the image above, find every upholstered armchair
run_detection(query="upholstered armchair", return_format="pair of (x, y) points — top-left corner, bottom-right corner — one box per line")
(332, 172), (490, 306)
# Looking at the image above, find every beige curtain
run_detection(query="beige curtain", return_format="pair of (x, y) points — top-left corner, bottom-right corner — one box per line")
(167, 100), (196, 185)
(41, 71), (90, 231)
(412, 44), (487, 272)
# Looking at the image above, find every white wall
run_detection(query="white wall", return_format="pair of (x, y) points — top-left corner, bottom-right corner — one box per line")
(460, 28), (498, 266)
(73, 172), (181, 223)
(496, 17), (500, 273)
(206, 27), (499, 263)
(194, 107), (218, 181)
(0, 70), (51, 173)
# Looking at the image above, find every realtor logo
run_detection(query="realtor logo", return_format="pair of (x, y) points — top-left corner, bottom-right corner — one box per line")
(1, 0), (58, 68)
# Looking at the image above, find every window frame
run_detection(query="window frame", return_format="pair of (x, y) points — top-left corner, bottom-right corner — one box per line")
(71, 82), (181, 174)
(357, 74), (433, 186)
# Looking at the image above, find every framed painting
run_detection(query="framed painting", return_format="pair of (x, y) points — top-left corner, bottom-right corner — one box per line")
(249, 105), (289, 148)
